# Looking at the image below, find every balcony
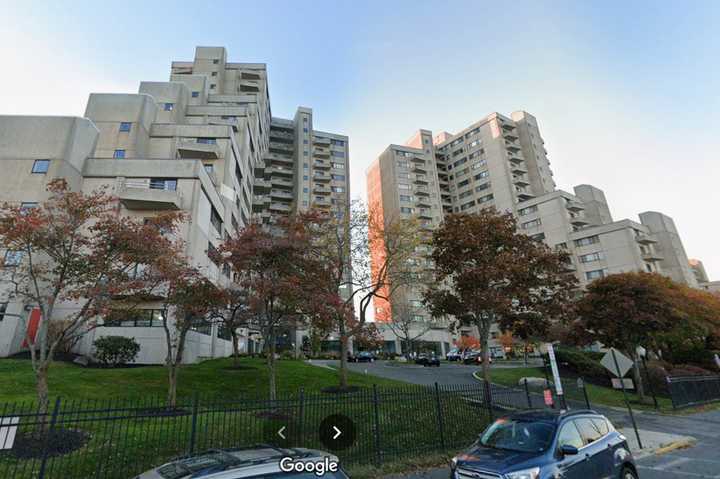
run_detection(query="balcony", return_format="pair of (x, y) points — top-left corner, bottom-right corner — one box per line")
(414, 185), (430, 196)
(506, 142), (521, 153)
(416, 197), (432, 207)
(253, 178), (271, 191)
(118, 179), (182, 210)
(517, 191), (535, 201)
(177, 140), (221, 160)
(313, 185), (331, 195)
(413, 175), (429, 185)
(271, 177), (293, 188)
(312, 197), (332, 208)
(642, 251), (664, 262)
(270, 130), (294, 141)
(314, 159), (331, 169)
(566, 201), (585, 212)
(270, 166), (294, 177)
(512, 177), (530, 187)
(635, 234), (658, 245)
(269, 143), (294, 154)
(569, 217), (590, 227)
(266, 153), (294, 165)
(411, 156), (426, 163)
(411, 163), (427, 173)
(313, 172), (331, 183)
(503, 130), (519, 141)
(510, 164), (527, 174)
(270, 189), (293, 200)
(269, 202), (291, 213)
(417, 209), (432, 219)
(313, 136), (331, 145)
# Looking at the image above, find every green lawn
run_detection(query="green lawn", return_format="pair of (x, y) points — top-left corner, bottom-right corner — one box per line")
(489, 366), (674, 411)
(0, 357), (404, 403)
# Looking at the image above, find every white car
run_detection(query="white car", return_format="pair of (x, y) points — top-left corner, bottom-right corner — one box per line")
(135, 446), (348, 479)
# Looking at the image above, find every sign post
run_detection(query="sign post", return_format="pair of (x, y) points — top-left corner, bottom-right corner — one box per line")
(546, 344), (566, 410)
(605, 348), (643, 450)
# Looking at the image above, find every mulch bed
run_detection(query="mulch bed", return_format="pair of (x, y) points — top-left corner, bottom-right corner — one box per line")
(5, 428), (90, 459)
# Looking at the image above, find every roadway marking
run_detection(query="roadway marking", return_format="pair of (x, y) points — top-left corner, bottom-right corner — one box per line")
(637, 464), (720, 478)
(656, 457), (691, 470)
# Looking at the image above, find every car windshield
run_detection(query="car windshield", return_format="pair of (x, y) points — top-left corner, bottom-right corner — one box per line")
(479, 418), (556, 453)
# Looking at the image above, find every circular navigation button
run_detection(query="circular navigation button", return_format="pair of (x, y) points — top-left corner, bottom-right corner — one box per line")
(318, 414), (356, 451)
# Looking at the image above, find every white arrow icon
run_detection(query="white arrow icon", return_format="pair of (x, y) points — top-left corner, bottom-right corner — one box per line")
(278, 426), (286, 440)
(332, 426), (342, 440)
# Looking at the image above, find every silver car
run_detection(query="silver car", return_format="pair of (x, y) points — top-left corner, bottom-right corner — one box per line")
(135, 445), (349, 479)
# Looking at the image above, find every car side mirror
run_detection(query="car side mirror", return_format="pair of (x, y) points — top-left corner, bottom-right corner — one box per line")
(560, 445), (579, 456)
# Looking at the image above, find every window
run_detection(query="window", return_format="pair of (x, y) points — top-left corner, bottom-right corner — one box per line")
(521, 219), (542, 229)
(471, 159), (487, 169)
(191, 91), (199, 98)
(104, 309), (166, 327)
(119, 122), (132, 132)
(331, 139), (345, 146)
(469, 139), (482, 148)
(557, 422), (584, 449)
(531, 232), (546, 241)
(163, 103), (174, 111)
(400, 195), (412, 202)
(579, 252), (604, 263)
(586, 269), (605, 280)
(331, 151), (345, 158)
(453, 157), (467, 168)
(331, 174), (345, 181)
(478, 194), (494, 204)
(459, 190), (473, 199)
(210, 84), (216, 89)
(460, 200), (476, 211)
(458, 179), (470, 188)
(197, 137), (216, 144)
(575, 235), (600, 247)
(575, 418), (604, 445)
(398, 183), (411, 190)
(213, 59), (219, 64)
(331, 186), (345, 193)
(32, 159), (50, 173)
(303, 175), (309, 180)
(474, 171), (489, 180)
(398, 172), (409, 179)
(0, 302), (7, 321)
(331, 162), (345, 169)
(303, 139), (308, 144)
(113, 149), (126, 159)
(3, 251), (23, 267)
(20, 202), (38, 212)
(203, 164), (214, 174)
(397, 160), (409, 168)
(303, 187), (308, 193)
(210, 207), (223, 233)
(303, 128), (309, 133)
(519, 205), (538, 216)
(475, 182), (490, 193)
(400, 207), (414, 214)
(149, 178), (177, 190)
(211, 71), (217, 76)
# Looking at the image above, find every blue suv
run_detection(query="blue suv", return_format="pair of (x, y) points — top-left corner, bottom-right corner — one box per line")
(451, 409), (637, 479)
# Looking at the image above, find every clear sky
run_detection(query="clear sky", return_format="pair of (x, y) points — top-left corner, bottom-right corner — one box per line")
(2, 0), (718, 279)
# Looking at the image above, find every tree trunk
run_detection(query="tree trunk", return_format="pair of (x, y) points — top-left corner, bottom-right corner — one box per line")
(524, 341), (529, 365)
(167, 364), (178, 408)
(231, 331), (240, 368)
(478, 319), (492, 384)
(338, 320), (349, 389)
(631, 349), (646, 402)
(36, 362), (50, 416)
(267, 331), (277, 401)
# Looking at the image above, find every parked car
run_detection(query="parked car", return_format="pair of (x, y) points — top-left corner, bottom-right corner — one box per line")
(349, 351), (375, 363)
(450, 409), (637, 479)
(415, 353), (441, 367)
(446, 348), (463, 361)
(462, 351), (492, 365)
(135, 445), (349, 478)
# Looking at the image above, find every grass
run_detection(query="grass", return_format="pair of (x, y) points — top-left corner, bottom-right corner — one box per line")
(488, 366), (674, 411)
(0, 357), (404, 403)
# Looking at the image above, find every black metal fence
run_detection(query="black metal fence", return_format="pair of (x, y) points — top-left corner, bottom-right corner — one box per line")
(667, 375), (720, 409)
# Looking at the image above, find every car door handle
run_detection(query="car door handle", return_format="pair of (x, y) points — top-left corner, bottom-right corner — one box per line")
(584, 453), (591, 461)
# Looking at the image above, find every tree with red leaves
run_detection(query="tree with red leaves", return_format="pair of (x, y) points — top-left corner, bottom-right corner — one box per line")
(0, 180), (184, 412)
(215, 217), (311, 400)
(424, 210), (577, 384)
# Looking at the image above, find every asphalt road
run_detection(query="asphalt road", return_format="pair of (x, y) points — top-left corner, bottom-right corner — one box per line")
(319, 360), (720, 479)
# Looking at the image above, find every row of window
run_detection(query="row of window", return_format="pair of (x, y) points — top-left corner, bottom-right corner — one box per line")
(575, 235), (600, 247)
(521, 218), (542, 229)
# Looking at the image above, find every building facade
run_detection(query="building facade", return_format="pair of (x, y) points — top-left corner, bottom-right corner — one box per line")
(0, 46), (349, 363)
(368, 111), (699, 356)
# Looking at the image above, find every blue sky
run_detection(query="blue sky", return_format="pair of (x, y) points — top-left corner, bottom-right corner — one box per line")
(2, 0), (718, 278)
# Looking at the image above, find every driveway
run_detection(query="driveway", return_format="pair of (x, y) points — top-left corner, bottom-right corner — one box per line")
(312, 360), (720, 478)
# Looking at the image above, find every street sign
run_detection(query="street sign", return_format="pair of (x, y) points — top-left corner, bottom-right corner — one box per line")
(0, 417), (19, 450)
(546, 344), (564, 395)
(612, 378), (635, 390)
(601, 348), (633, 377)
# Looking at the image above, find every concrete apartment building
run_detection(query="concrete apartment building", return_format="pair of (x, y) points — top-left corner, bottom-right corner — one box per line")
(368, 111), (699, 357)
(690, 259), (720, 293)
(0, 46), (350, 363)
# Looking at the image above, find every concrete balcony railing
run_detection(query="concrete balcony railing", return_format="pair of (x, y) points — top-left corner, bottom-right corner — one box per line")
(635, 234), (658, 245)
(642, 251), (664, 262)
(270, 189), (293, 200)
(177, 140), (221, 160)
(117, 179), (182, 210)
(565, 200), (585, 212)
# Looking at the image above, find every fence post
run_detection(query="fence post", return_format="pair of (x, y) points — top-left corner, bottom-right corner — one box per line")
(434, 383), (446, 449)
(483, 380), (494, 420)
(298, 388), (305, 444)
(372, 385), (382, 466)
(641, 356), (659, 410)
(38, 397), (61, 479)
(188, 393), (199, 455)
(524, 378), (532, 408)
(581, 378), (591, 409)
(667, 377), (677, 410)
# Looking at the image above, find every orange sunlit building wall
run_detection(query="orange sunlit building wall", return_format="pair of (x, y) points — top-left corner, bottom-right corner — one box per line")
(366, 159), (392, 323)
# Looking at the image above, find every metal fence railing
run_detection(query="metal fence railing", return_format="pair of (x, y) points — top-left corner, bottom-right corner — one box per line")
(0, 381), (592, 479)
(667, 375), (720, 409)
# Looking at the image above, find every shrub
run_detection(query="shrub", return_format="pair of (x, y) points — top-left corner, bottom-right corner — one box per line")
(93, 336), (140, 367)
(670, 364), (714, 377)
(553, 346), (610, 386)
(644, 360), (671, 395)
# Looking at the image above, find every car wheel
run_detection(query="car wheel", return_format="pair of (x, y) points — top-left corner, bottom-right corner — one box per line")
(620, 466), (638, 479)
